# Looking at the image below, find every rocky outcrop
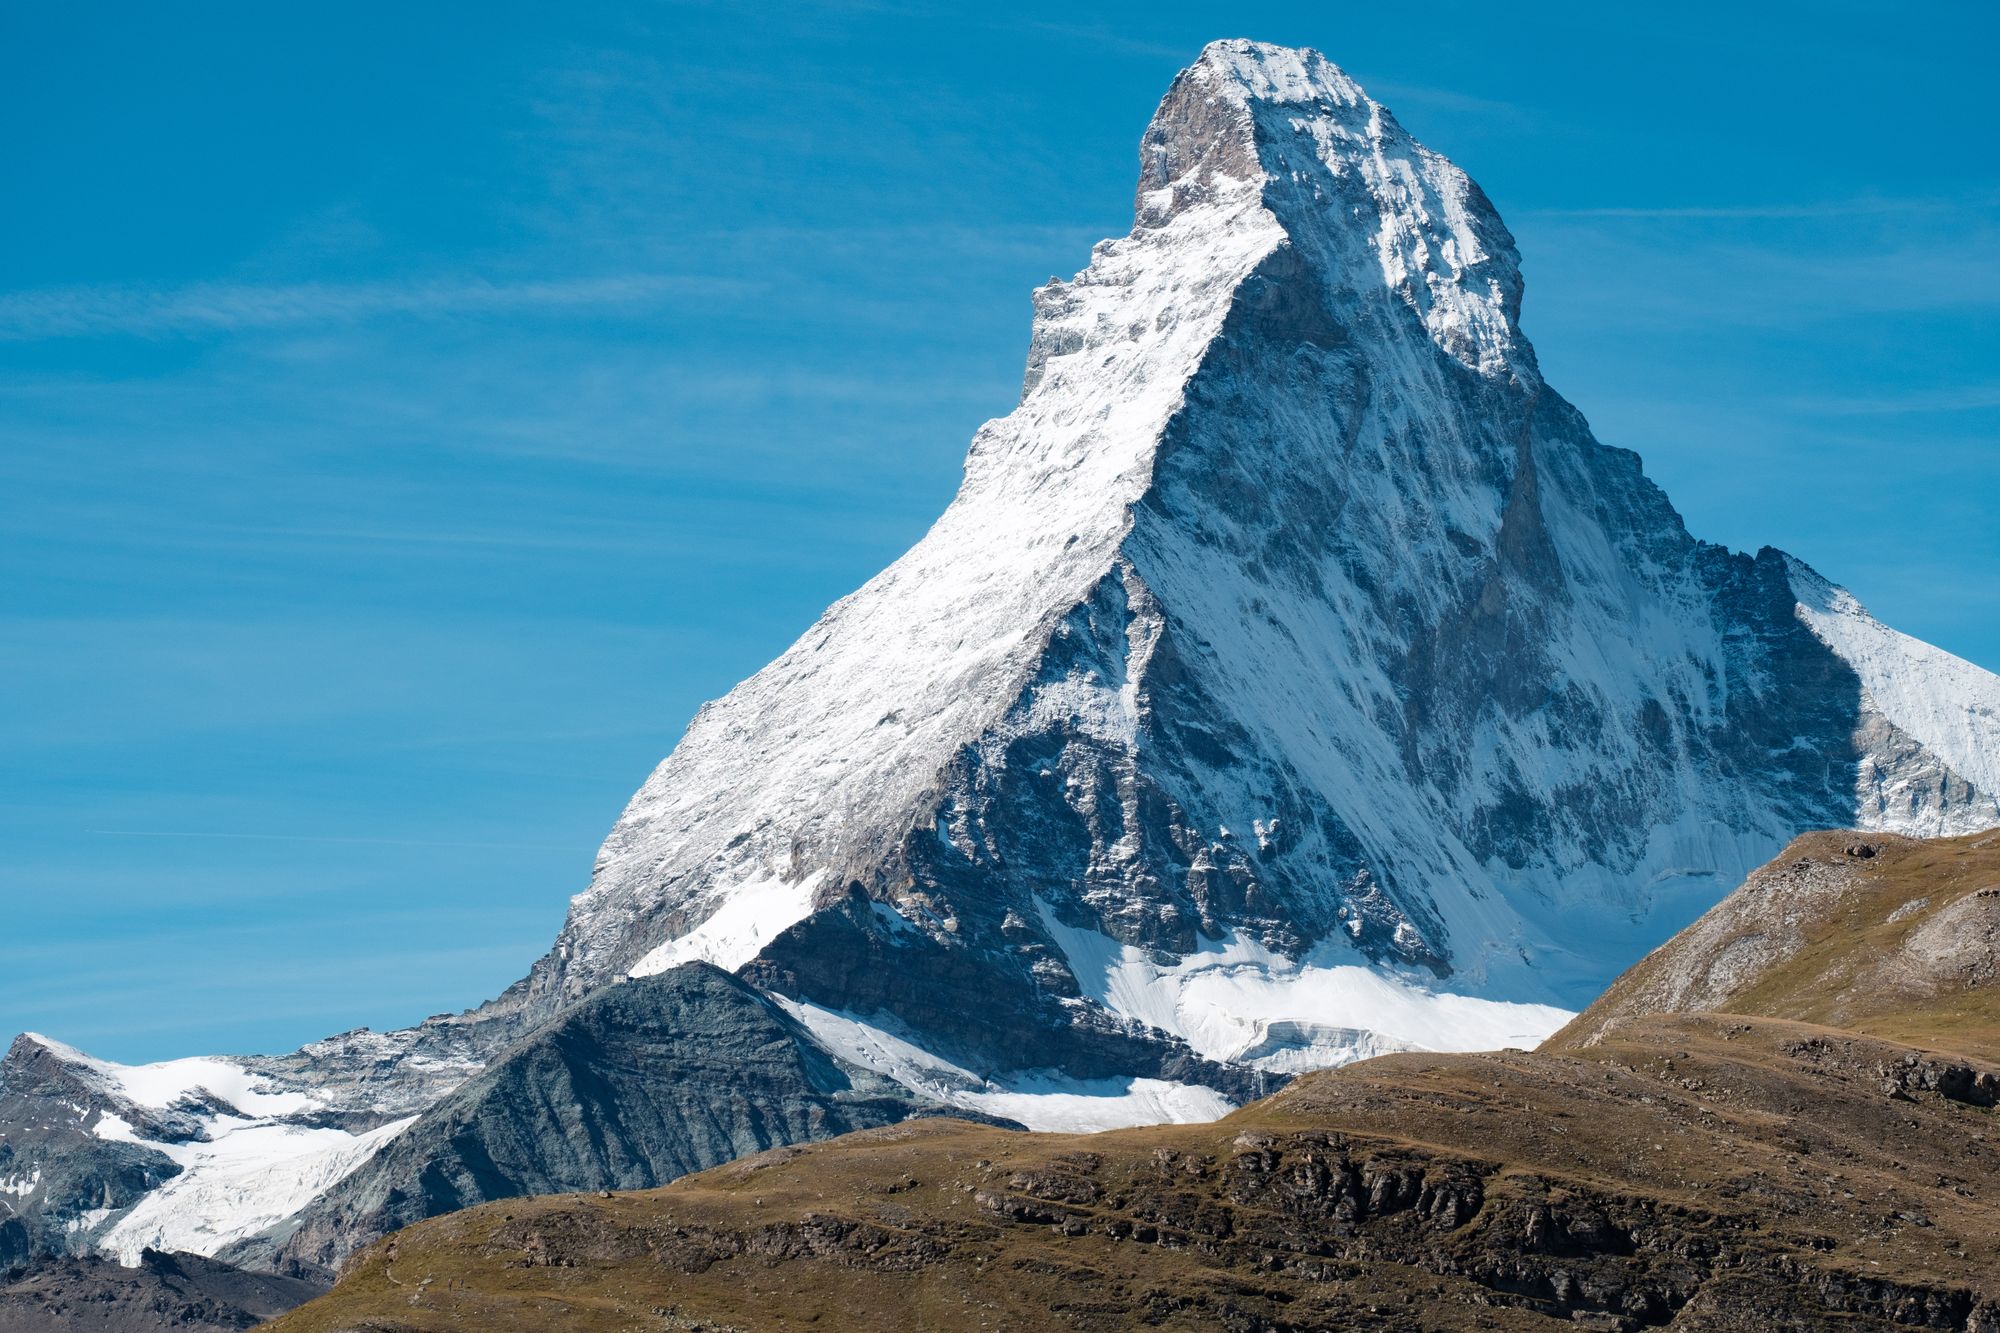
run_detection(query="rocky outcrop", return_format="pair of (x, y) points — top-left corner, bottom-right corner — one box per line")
(0, 1250), (321, 1333)
(1551, 827), (2000, 1058)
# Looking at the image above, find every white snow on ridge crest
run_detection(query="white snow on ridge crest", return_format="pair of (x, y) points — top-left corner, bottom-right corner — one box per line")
(1187, 38), (1368, 109)
(564, 183), (1290, 989)
(1788, 559), (2000, 823)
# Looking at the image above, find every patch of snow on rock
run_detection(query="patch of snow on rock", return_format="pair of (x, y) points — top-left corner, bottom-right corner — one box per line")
(628, 870), (826, 976)
(775, 998), (1234, 1133)
(95, 1116), (414, 1264)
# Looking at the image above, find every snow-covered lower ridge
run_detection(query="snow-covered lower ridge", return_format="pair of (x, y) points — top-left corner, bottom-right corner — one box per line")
(24, 1033), (318, 1118)
(1787, 559), (2000, 829)
(771, 909), (1569, 1132)
(92, 1112), (413, 1265)
(1038, 909), (1572, 1070)
(773, 998), (1234, 1134)
(11, 1033), (450, 1266)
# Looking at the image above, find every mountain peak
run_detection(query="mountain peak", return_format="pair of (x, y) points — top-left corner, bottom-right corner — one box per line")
(1133, 40), (1527, 379)
(1185, 38), (1368, 104)
(542, 41), (1998, 1054)
(1133, 39), (1362, 226)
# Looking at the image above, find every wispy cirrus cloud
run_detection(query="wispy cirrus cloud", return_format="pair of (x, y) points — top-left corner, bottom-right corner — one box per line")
(1357, 77), (1530, 122)
(1784, 385), (2000, 415)
(999, 19), (1190, 61)
(88, 828), (588, 851)
(1524, 193), (2000, 221)
(0, 272), (748, 341)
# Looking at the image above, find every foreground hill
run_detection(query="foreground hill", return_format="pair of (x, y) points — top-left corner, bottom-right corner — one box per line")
(269, 831), (2000, 1331)
(1554, 828), (2000, 1060)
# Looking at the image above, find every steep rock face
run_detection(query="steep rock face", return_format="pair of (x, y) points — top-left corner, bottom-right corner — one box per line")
(229, 964), (1003, 1278)
(535, 39), (2000, 1072)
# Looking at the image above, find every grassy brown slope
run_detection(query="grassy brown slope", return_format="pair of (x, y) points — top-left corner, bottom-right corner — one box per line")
(270, 833), (2000, 1332)
(268, 1016), (1999, 1331)
(1551, 829), (2000, 1060)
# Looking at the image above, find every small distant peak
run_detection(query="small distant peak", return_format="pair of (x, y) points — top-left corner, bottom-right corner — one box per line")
(18, 1030), (64, 1055)
(1776, 551), (1857, 616)
(1185, 39), (1369, 109)
(13, 1030), (99, 1066)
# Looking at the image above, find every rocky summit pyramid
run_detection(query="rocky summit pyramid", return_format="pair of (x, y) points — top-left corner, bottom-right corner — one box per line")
(6, 38), (1998, 1290)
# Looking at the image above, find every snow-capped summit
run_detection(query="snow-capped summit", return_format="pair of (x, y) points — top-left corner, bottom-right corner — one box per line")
(552, 41), (1542, 1012)
(1131, 39), (1529, 378)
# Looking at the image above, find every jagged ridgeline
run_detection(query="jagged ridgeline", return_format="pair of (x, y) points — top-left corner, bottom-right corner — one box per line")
(5, 38), (1997, 1295)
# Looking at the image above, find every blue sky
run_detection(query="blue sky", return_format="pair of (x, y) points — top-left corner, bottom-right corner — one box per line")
(5, 1), (1995, 1062)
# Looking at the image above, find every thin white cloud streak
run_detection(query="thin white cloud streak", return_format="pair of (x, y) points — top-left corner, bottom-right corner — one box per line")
(1002, 19), (1190, 61)
(1524, 193), (2000, 221)
(1357, 77), (1530, 122)
(0, 272), (748, 341)
(89, 828), (590, 851)
(1512, 221), (2000, 329)
(1784, 385), (2000, 415)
